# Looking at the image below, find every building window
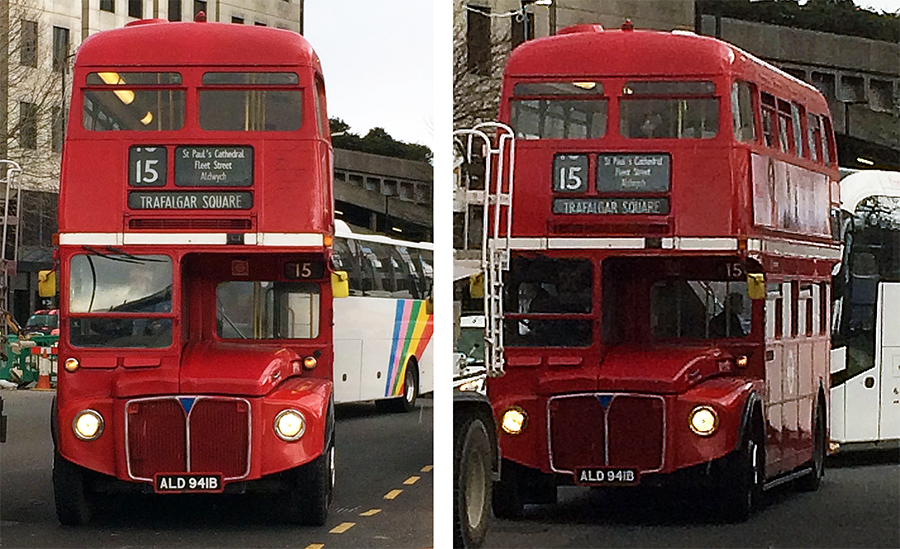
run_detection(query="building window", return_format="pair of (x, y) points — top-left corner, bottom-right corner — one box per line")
(255, 21), (267, 26)
(20, 20), (37, 67)
(19, 102), (38, 150)
(100, 0), (115, 13)
(510, 11), (533, 49)
(52, 106), (64, 153)
(194, 0), (206, 18)
(52, 26), (69, 72)
(129, 0), (143, 18)
(231, 16), (244, 24)
(467, 5), (491, 76)
(168, 0), (181, 21)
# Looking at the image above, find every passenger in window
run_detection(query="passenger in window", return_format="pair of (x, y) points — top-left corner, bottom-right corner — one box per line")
(710, 292), (748, 338)
(640, 111), (664, 137)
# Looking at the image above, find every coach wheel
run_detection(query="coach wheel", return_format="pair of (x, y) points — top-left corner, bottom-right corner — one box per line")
(53, 450), (94, 526)
(720, 422), (764, 523)
(492, 459), (524, 519)
(287, 435), (334, 526)
(454, 413), (493, 548)
(376, 363), (418, 413)
(796, 402), (826, 492)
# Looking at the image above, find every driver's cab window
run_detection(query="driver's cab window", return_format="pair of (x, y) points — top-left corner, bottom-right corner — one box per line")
(651, 280), (751, 339)
(217, 281), (320, 339)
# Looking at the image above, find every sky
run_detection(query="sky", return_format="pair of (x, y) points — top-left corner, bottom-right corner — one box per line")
(304, 1), (434, 149)
(853, 0), (900, 13)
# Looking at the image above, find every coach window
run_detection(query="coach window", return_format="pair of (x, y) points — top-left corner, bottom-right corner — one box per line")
(510, 81), (607, 139)
(731, 81), (756, 142)
(392, 247), (423, 299)
(200, 72), (301, 131)
(620, 81), (718, 139)
(333, 237), (363, 296)
(84, 72), (184, 131)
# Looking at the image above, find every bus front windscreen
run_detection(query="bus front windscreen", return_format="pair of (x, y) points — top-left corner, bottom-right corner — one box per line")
(217, 281), (320, 339)
(68, 253), (173, 348)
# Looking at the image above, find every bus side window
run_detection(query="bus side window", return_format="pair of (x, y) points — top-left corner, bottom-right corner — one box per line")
(358, 245), (380, 295)
(820, 283), (828, 335)
(731, 81), (756, 143)
(777, 99), (793, 154)
(761, 93), (776, 148)
(418, 249), (434, 297)
(820, 115), (834, 166)
(314, 75), (328, 137)
(371, 242), (397, 296)
(791, 103), (804, 158)
(392, 246), (421, 299)
(767, 283), (782, 340)
(807, 113), (821, 162)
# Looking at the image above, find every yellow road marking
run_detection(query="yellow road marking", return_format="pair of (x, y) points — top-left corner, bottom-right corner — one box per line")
(384, 489), (403, 500)
(304, 545), (325, 549)
(404, 476), (420, 485)
(359, 508), (382, 517)
(421, 465), (433, 472)
(329, 522), (355, 534)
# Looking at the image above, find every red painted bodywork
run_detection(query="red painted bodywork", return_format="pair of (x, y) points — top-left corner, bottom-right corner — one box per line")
(487, 27), (838, 484)
(55, 21), (336, 488)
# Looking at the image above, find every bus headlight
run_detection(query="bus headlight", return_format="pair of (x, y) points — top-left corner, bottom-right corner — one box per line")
(274, 409), (306, 441)
(72, 410), (104, 441)
(501, 407), (527, 435)
(688, 405), (718, 436)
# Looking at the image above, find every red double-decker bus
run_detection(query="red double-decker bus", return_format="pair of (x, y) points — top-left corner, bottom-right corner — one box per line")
(482, 24), (840, 521)
(52, 18), (340, 525)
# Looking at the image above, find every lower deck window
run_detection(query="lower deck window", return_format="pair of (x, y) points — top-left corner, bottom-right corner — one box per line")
(217, 281), (320, 339)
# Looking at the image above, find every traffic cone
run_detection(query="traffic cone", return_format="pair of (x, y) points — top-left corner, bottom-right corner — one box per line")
(34, 354), (53, 391)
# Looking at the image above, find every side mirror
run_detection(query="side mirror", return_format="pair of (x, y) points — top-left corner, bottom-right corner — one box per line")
(38, 270), (57, 298)
(331, 271), (349, 298)
(746, 273), (766, 300)
(469, 273), (484, 299)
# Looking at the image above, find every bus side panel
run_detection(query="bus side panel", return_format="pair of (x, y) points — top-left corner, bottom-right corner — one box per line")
(333, 339), (363, 404)
(829, 346), (847, 441)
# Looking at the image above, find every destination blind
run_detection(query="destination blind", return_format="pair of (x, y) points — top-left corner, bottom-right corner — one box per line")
(128, 191), (253, 210)
(175, 146), (253, 187)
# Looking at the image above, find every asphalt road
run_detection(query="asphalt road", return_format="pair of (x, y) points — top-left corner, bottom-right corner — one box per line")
(0, 389), (433, 548)
(482, 449), (899, 548)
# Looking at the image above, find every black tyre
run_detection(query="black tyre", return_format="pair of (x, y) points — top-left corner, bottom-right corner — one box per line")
(796, 403), (826, 492)
(492, 459), (524, 519)
(286, 437), (335, 526)
(53, 451), (94, 526)
(719, 424), (764, 522)
(454, 414), (493, 548)
(376, 364), (418, 413)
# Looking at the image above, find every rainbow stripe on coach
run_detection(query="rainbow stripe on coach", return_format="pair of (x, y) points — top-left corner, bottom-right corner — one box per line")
(385, 299), (433, 397)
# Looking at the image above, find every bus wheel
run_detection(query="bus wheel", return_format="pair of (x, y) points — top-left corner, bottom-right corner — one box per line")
(53, 450), (94, 525)
(454, 413), (492, 548)
(376, 364), (418, 413)
(492, 459), (524, 519)
(719, 424), (763, 522)
(287, 437), (335, 526)
(796, 403), (825, 492)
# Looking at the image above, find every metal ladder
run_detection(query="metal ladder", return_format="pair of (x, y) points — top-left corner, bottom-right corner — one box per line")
(0, 161), (23, 338)
(453, 123), (515, 377)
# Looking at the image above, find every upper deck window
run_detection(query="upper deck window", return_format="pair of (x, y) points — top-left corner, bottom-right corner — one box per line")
(620, 80), (718, 139)
(731, 81), (756, 143)
(510, 81), (607, 140)
(83, 72), (185, 131)
(200, 72), (302, 132)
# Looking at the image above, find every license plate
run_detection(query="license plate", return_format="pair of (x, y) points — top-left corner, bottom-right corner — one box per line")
(575, 468), (639, 486)
(154, 473), (224, 494)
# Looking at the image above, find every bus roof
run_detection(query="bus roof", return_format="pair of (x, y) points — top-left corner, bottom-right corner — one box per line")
(840, 170), (900, 213)
(75, 20), (321, 71)
(505, 26), (821, 101)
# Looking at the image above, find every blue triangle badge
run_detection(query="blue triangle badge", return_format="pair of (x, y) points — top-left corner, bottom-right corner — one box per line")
(596, 395), (613, 409)
(179, 397), (196, 414)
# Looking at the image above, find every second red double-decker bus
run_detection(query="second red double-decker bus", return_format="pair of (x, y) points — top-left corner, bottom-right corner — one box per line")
(480, 23), (840, 521)
(53, 18), (339, 525)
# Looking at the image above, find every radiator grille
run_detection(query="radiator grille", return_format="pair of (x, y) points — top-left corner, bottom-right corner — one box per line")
(548, 393), (665, 474)
(126, 396), (251, 481)
(128, 218), (253, 230)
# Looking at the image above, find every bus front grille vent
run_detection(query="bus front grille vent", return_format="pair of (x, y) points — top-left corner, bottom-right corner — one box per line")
(128, 218), (253, 230)
(548, 393), (665, 474)
(549, 222), (671, 236)
(126, 396), (251, 482)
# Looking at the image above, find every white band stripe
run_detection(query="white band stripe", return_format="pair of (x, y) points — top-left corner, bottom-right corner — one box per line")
(59, 233), (325, 247)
